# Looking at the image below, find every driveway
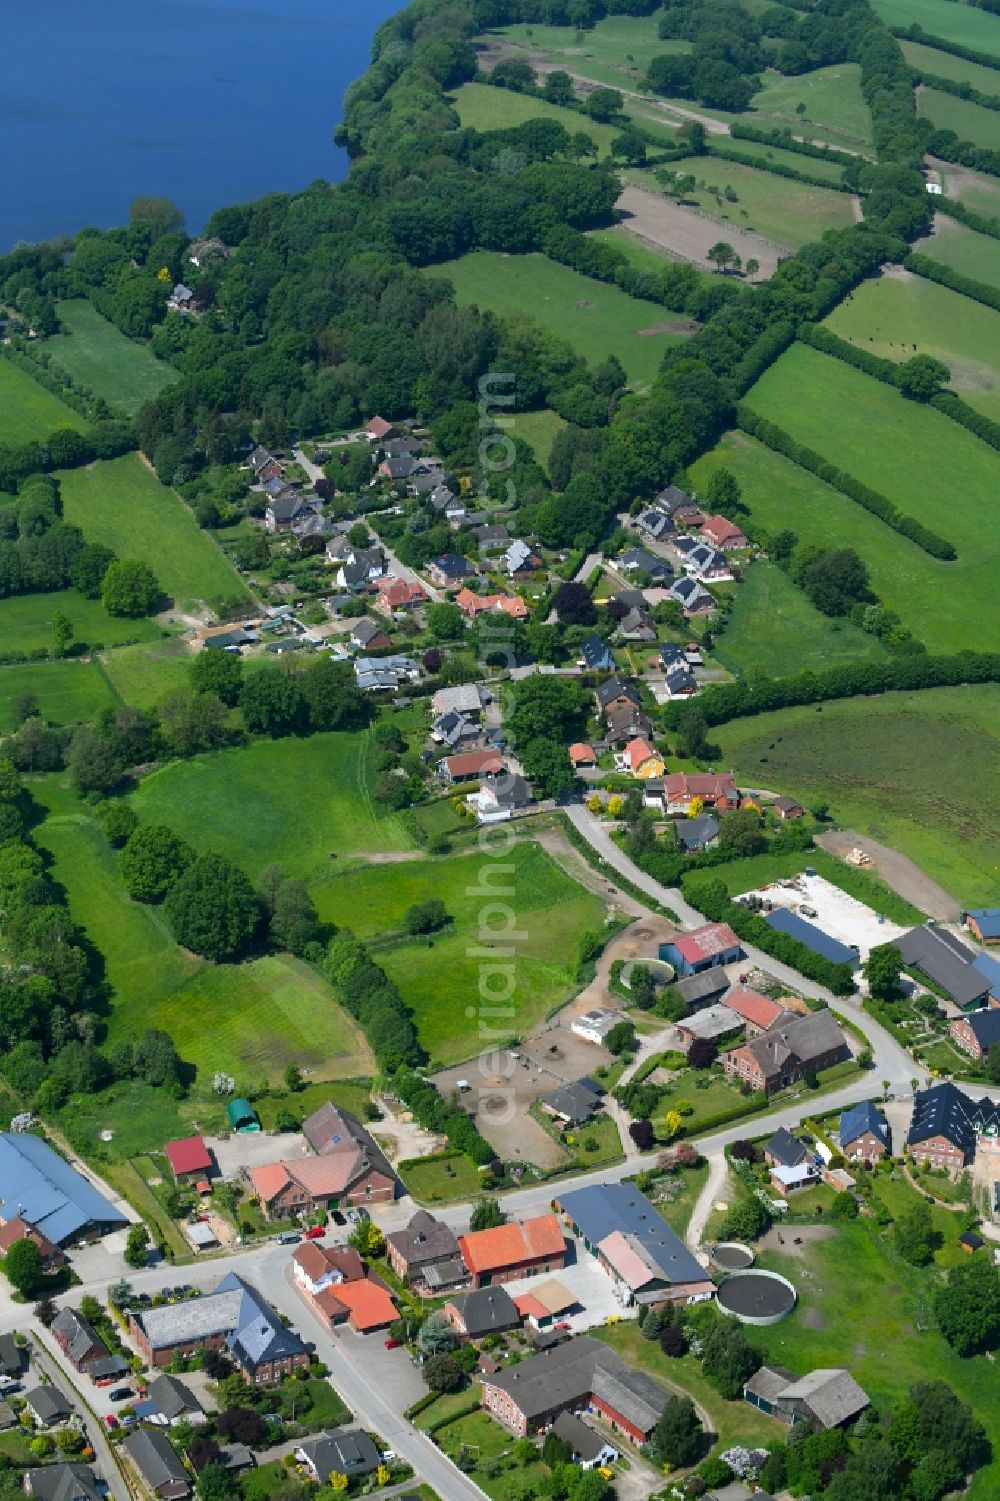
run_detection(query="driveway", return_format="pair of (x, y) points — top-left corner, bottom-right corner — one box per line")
(209, 1131), (310, 1178)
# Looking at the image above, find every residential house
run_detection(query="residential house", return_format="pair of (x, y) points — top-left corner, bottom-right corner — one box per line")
(668, 576), (716, 616)
(458, 1214), (566, 1288)
(479, 1335), (669, 1441)
(569, 743), (597, 769)
(950, 1007), (1000, 1061)
(365, 416), (394, 443)
(386, 1210), (466, 1291)
(0, 1133), (127, 1245)
(123, 1431), (191, 1499)
(611, 588), (648, 614)
(336, 547), (388, 593)
(375, 577), (427, 615)
(382, 437), (423, 459)
(963, 909), (1000, 945)
(475, 523), (511, 553)
(431, 710), (481, 749)
(660, 922), (743, 977)
(51, 1309), (107, 1373)
(653, 484), (701, 523)
(293, 1246), (397, 1334)
(770, 1162), (820, 1195)
(764, 1129), (810, 1170)
(466, 773), (533, 823)
(378, 456), (417, 482)
(614, 607), (657, 643)
(618, 736), (664, 778)
(634, 509), (673, 541)
(605, 706), (653, 746)
(907, 1081), (979, 1173)
(579, 634), (615, 673)
(763, 908), (858, 969)
(296, 1431), (381, 1485)
(675, 1006), (743, 1051)
(895, 925), (991, 1011)
(0, 1218), (64, 1274)
(444, 1286), (521, 1340)
(163, 1137), (214, 1187)
(838, 1101), (890, 1165)
(24, 1388), (72, 1427)
(773, 795), (804, 821)
(129, 1273), (309, 1381)
(409, 467), (447, 496)
(167, 284), (195, 313)
(674, 814), (719, 852)
(619, 547), (671, 583)
(247, 1155), (387, 1220)
(551, 1414), (618, 1470)
(672, 970), (730, 1012)
(721, 985), (788, 1037)
(428, 485), (465, 523)
(502, 540), (543, 578)
(700, 514), (748, 550)
(427, 554), (475, 589)
(350, 617), (391, 652)
(595, 677), (641, 718)
(145, 1375), (205, 1427)
(722, 1009), (848, 1094)
(539, 1078), (605, 1126)
(24, 1465), (102, 1501)
(300, 1102), (397, 1204)
(570, 1010), (619, 1046)
(664, 772), (739, 815)
(455, 588), (528, 621)
(265, 489), (315, 534)
(556, 1184), (715, 1306)
(0, 1336), (23, 1380)
(439, 750), (504, 784)
(675, 538), (731, 579)
(662, 664), (699, 700)
(248, 446), (283, 483)
(217, 1445), (256, 1476)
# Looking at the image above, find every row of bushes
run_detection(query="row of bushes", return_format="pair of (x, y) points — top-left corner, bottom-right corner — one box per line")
(935, 196), (1000, 239)
(911, 67), (1000, 112)
(707, 143), (854, 192)
(662, 646), (1000, 730)
(685, 877), (857, 994)
(925, 126), (1000, 182)
(729, 319), (798, 399)
(728, 121), (859, 166)
(391, 1068), (494, 1166)
(2, 341), (98, 420)
(905, 249), (1000, 312)
(736, 403), (957, 559)
(929, 387), (1000, 452)
(890, 23), (1000, 73)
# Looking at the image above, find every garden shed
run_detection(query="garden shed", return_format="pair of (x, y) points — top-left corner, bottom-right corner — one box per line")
(226, 1098), (260, 1133)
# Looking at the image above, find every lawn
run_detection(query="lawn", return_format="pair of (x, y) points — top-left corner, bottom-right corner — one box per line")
(425, 251), (689, 388)
(594, 1323), (785, 1455)
(98, 639), (194, 710)
(750, 63), (873, 149)
(920, 217), (1000, 290)
(711, 684), (1000, 904)
(712, 561), (886, 678)
(826, 272), (1000, 423)
(0, 658), (116, 731)
(919, 84), (1000, 148)
(709, 134), (849, 182)
(512, 408), (567, 473)
(131, 730), (413, 880)
(630, 156), (856, 250)
(0, 587), (161, 656)
(653, 1158), (710, 1237)
(434, 1410), (550, 1501)
(872, 0), (1000, 58)
(400, 1152), (486, 1204)
(494, 14), (681, 73)
(314, 843), (608, 1065)
(47, 300), (177, 415)
(449, 80), (622, 154)
(0, 357), (89, 444)
(652, 1072), (744, 1136)
(59, 454), (248, 611)
(752, 1220), (1000, 1497)
(745, 343), (1000, 642)
(902, 37), (1000, 93)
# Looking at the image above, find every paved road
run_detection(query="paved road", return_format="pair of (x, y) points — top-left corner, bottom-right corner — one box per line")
(27, 1327), (129, 1498)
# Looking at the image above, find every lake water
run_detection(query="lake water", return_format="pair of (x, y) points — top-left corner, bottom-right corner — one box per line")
(4, 0), (401, 250)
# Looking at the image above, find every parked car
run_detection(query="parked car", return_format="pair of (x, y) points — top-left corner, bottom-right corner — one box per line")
(384, 1339), (401, 1350)
(276, 1231), (301, 1245)
(331, 1210), (346, 1226)
(109, 1387), (133, 1402)
(346, 1208), (370, 1225)
(304, 1226), (325, 1240)
(104, 1416), (118, 1430)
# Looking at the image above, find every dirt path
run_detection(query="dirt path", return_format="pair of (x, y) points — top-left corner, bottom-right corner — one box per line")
(815, 830), (959, 920)
(535, 826), (647, 915)
(614, 184), (787, 277)
(686, 1149), (729, 1251)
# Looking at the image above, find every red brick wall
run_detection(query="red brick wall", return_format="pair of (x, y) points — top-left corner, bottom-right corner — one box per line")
(910, 1135), (965, 1174)
(949, 1018), (982, 1060)
(590, 1395), (648, 1445)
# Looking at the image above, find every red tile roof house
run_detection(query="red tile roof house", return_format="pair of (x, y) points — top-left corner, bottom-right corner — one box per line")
(439, 750), (505, 784)
(291, 1243), (397, 1334)
(163, 1137), (214, 1186)
(365, 416), (395, 443)
(660, 922), (743, 977)
(664, 772), (739, 815)
(375, 577), (427, 615)
(455, 588), (529, 621)
(699, 514), (748, 551)
(0, 1217), (65, 1273)
(458, 1215), (566, 1289)
(950, 1007), (1000, 1061)
(721, 985), (791, 1038)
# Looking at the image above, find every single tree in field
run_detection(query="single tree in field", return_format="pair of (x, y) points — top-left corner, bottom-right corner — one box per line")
(745, 256), (760, 282)
(52, 612), (73, 656)
(707, 240), (736, 274)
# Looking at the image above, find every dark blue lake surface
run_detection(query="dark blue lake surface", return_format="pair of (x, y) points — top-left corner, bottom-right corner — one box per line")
(4, 0), (400, 250)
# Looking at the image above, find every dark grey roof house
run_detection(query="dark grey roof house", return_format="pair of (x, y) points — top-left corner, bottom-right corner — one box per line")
(24, 1387), (72, 1426)
(51, 1309), (107, 1371)
(479, 1335), (668, 1438)
(296, 1430), (381, 1483)
(24, 1466), (102, 1501)
(122, 1430), (191, 1498)
(386, 1210), (464, 1287)
(446, 1286), (522, 1338)
(147, 1374), (204, 1424)
(0, 1335), (22, 1378)
(540, 1078), (605, 1126)
(895, 925), (990, 1010)
(765, 1128), (809, 1169)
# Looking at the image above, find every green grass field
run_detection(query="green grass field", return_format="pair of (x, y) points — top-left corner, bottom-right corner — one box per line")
(713, 684), (1000, 902)
(745, 341), (1000, 640)
(587, 226), (719, 281)
(313, 843), (607, 1065)
(826, 271), (1000, 421)
(425, 251), (689, 387)
(0, 358), (90, 444)
(0, 587), (161, 654)
(495, 14), (681, 73)
(46, 300), (176, 416)
(59, 454), (248, 611)
(712, 561), (886, 678)
(750, 63), (873, 148)
(919, 84), (1000, 148)
(450, 80), (622, 153)
(513, 408), (567, 473)
(753, 1219), (1000, 1497)
(902, 37), (1000, 92)
(0, 659), (116, 732)
(98, 639), (195, 710)
(709, 134), (849, 182)
(921, 216), (1000, 289)
(631, 156), (856, 249)
(131, 730), (413, 880)
(689, 430), (982, 654)
(873, 0), (1000, 57)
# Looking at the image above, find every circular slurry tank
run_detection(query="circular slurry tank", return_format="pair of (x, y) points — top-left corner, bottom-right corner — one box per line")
(711, 1241), (755, 1272)
(717, 1269), (797, 1325)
